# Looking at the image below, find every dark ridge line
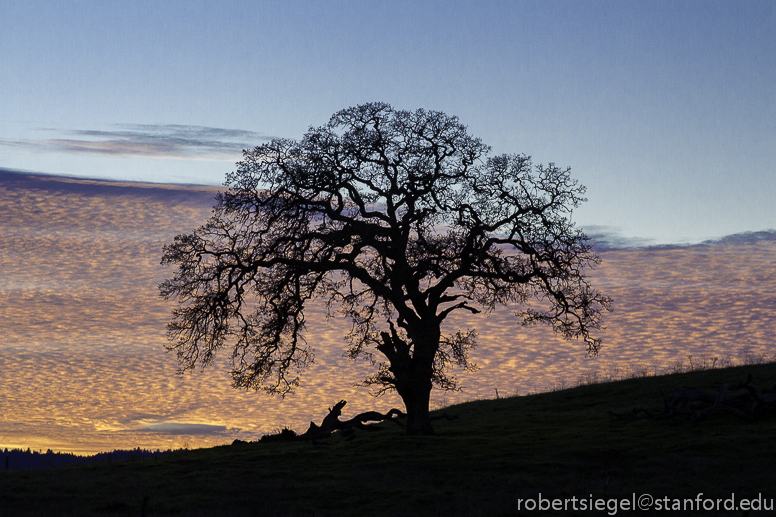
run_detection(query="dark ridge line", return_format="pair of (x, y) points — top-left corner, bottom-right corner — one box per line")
(0, 167), (222, 190)
(0, 167), (222, 204)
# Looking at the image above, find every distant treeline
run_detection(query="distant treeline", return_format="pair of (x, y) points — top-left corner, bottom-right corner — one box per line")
(2, 446), (173, 471)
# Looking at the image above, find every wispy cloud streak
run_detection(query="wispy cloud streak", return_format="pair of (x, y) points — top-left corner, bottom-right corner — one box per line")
(586, 225), (776, 251)
(0, 124), (278, 160)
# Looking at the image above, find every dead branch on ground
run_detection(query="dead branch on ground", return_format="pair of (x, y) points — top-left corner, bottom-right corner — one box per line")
(298, 400), (407, 441)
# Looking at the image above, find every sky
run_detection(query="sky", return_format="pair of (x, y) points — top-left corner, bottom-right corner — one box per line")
(1, 0), (775, 244)
(1, 0), (775, 455)
(1, 171), (775, 453)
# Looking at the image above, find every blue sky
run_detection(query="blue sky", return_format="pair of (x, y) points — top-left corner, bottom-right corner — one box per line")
(1, 0), (774, 245)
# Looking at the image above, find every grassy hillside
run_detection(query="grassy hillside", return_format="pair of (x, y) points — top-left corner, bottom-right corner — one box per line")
(2, 362), (775, 516)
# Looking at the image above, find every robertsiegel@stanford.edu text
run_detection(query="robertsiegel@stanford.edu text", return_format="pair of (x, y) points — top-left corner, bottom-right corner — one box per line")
(513, 493), (773, 514)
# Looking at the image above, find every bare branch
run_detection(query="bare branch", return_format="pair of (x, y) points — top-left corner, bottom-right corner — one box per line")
(160, 103), (611, 434)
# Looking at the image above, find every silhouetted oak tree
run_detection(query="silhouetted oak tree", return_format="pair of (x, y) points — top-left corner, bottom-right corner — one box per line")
(160, 103), (611, 435)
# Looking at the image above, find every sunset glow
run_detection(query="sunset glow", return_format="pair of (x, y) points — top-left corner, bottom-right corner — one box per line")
(1, 172), (773, 453)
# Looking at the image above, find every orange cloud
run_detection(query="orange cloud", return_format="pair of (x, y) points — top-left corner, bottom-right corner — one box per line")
(1, 171), (774, 453)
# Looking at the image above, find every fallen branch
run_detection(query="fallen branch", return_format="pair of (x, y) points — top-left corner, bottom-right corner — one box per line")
(298, 400), (407, 441)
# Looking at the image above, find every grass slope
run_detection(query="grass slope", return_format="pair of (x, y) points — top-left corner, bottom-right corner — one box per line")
(2, 363), (775, 516)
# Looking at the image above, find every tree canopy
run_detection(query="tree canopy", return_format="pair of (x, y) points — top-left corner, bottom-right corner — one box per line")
(160, 102), (611, 434)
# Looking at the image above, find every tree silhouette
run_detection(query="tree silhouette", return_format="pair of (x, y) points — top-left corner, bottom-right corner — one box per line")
(160, 103), (611, 435)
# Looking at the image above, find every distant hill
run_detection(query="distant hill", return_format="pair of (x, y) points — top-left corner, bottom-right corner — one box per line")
(2, 447), (172, 471)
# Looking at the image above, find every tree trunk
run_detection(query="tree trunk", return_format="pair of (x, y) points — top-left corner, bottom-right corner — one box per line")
(387, 323), (439, 435)
(398, 374), (435, 436)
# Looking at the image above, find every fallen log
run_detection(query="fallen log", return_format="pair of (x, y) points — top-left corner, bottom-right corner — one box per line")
(298, 400), (407, 441)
